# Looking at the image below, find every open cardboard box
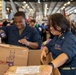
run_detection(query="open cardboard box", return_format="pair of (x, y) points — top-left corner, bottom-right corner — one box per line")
(28, 50), (60, 75)
(0, 44), (60, 75)
(0, 44), (29, 75)
(4, 65), (60, 75)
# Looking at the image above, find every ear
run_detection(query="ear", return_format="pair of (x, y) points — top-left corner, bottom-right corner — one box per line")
(56, 26), (61, 30)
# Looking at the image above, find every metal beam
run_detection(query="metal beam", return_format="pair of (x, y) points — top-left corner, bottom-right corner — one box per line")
(56, 2), (64, 13)
(29, 2), (35, 11)
(14, 2), (22, 7)
(47, 2), (56, 15)
(10, 0), (17, 14)
(42, 2), (44, 16)
(47, 3), (51, 15)
(2, 0), (7, 19)
(51, 2), (58, 14)
(66, 7), (76, 13)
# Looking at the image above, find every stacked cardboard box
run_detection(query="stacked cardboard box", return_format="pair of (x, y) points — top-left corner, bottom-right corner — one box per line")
(0, 44), (60, 75)
(4, 65), (60, 75)
(0, 44), (29, 75)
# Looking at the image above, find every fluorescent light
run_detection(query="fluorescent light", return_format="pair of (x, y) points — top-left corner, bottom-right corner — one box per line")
(27, 6), (29, 8)
(26, 4), (28, 6)
(74, 9), (76, 13)
(67, 1), (70, 5)
(61, 6), (65, 10)
(6, 8), (9, 10)
(23, 1), (26, 4)
(64, 3), (67, 6)
(38, 0), (40, 3)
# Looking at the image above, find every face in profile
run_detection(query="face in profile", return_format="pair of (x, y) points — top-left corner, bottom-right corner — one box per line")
(14, 16), (25, 29)
(50, 20), (62, 36)
(29, 21), (35, 28)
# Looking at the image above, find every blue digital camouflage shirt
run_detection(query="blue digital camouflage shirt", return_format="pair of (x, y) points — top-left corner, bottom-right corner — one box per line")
(0, 24), (42, 49)
(46, 31), (76, 67)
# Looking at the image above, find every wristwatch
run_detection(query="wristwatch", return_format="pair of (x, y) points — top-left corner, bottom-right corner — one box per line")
(48, 62), (54, 69)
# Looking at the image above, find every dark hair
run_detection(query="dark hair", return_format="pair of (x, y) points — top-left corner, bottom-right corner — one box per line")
(30, 19), (36, 23)
(14, 11), (26, 18)
(49, 13), (70, 33)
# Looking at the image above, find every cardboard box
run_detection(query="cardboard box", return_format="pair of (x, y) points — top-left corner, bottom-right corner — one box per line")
(0, 44), (29, 75)
(4, 66), (40, 75)
(28, 50), (60, 75)
(4, 50), (60, 75)
(28, 50), (51, 65)
(0, 44), (60, 75)
(4, 65), (60, 75)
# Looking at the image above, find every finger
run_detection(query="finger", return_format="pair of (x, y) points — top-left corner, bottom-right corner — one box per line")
(41, 53), (46, 64)
(24, 36), (26, 39)
(18, 40), (24, 44)
(40, 54), (44, 64)
(41, 59), (44, 64)
(44, 53), (46, 57)
(18, 40), (21, 43)
(41, 54), (47, 64)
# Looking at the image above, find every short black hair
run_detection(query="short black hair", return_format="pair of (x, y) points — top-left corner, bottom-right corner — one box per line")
(14, 11), (26, 18)
(30, 19), (36, 23)
(49, 13), (70, 33)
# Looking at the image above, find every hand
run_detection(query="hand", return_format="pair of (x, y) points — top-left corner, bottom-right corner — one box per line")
(40, 65), (52, 75)
(41, 49), (47, 64)
(18, 38), (29, 46)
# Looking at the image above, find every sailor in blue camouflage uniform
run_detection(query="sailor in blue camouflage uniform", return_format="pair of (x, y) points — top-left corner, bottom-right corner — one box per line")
(40, 13), (76, 75)
(0, 11), (42, 49)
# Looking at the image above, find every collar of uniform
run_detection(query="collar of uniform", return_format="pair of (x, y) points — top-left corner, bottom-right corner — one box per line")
(24, 24), (34, 32)
(11, 25), (18, 31)
(58, 30), (70, 40)
(12, 24), (28, 31)
(12, 24), (36, 34)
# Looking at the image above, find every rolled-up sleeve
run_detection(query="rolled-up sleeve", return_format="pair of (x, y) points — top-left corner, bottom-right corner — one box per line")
(61, 38), (76, 63)
(32, 29), (42, 49)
